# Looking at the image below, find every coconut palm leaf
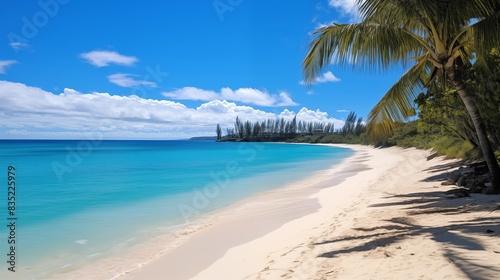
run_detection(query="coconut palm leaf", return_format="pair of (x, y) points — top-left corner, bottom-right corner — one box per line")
(303, 22), (425, 84)
(303, 0), (500, 190)
(366, 56), (429, 140)
(470, 9), (500, 61)
(304, 0), (500, 136)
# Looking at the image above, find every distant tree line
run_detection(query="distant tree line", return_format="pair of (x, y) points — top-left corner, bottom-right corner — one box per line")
(216, 112), (365, 142)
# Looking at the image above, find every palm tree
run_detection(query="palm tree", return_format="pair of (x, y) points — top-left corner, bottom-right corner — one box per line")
(303, 0), (500, 192)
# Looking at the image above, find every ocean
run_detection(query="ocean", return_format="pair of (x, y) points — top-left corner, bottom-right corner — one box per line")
(0, 140), (353, 279)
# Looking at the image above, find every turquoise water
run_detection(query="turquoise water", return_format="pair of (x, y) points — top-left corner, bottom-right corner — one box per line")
(0, 140), (353, 279)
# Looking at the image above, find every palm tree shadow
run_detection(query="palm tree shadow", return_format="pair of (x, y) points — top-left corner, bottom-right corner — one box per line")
(420, 160), (469, 182)
(316, 232), (410, 258)
(314, 193), (500, 279)
(424, 161), (466, 173)
(444, 248), (500, 280)
(371, 190), (493, 215)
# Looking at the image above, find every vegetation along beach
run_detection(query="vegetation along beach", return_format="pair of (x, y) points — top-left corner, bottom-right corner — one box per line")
(1, 0), (499, 279)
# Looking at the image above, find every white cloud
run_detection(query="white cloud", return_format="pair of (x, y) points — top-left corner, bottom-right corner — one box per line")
(108, 73), (157, 88)
(277, 92), (296, 106)
(0, 81), (340, 139)
(328, 0), (357, 15)
(336, 109), (350, 113)
(0, 60), (17, 74)
(300, 71), (341, 85)
(162, 87), (218, 101)
(197, 100), (276, 121)
(311, 1), (364, 35)
(9, 42), (30, 51)
(328, 0), (364, 20)
(277, 108), (345, 130)
(315, 71), (341, 83)
(162, 87), (298, 107)
(314, 20), (336, 29)
(80, 50), (138, 67)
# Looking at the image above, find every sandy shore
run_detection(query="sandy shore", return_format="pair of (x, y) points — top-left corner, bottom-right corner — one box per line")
(121, 144), (500, 280)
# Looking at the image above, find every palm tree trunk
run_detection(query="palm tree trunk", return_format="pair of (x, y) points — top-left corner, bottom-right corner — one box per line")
(447, 69), (500, 193)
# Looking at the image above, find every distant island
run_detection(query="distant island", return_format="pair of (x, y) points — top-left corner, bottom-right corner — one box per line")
(189, 136), (217, 141)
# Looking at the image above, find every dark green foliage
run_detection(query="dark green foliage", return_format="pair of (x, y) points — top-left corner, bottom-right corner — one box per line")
(391, 50), (500, 161)
(388, 121), (482, 160)
(463, 50), (500, 148)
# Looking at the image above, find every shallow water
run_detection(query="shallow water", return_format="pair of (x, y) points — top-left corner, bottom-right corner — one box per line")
(0, 140), (352, 279)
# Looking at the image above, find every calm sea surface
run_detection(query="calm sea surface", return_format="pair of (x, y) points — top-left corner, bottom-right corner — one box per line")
(0, 140), (353, 279)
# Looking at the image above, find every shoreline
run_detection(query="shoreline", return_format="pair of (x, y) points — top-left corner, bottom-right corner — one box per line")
(48, 143), (356, 280)
(123, 144), (500, 279)
(117, 144), (369, 280)
(191, 146), (500, 280)
(51, 144), (500, 279)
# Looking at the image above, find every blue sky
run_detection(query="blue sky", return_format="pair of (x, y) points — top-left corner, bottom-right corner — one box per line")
(0, 0), (404, 139)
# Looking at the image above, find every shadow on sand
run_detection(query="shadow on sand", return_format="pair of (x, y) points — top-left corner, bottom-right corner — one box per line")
(313, 166), (500, 280)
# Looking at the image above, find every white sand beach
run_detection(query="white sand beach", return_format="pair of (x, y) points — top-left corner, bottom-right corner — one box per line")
(61, 145), (500, 280)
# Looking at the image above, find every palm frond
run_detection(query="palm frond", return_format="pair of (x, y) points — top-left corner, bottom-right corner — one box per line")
(303, 22), (425, 84)
(366, 58), (430, 141)
(444, 0), (498, 21)
(360, 0), (437, 25)
(471, 10), (500, 60)
(303, 0), (500, 140)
